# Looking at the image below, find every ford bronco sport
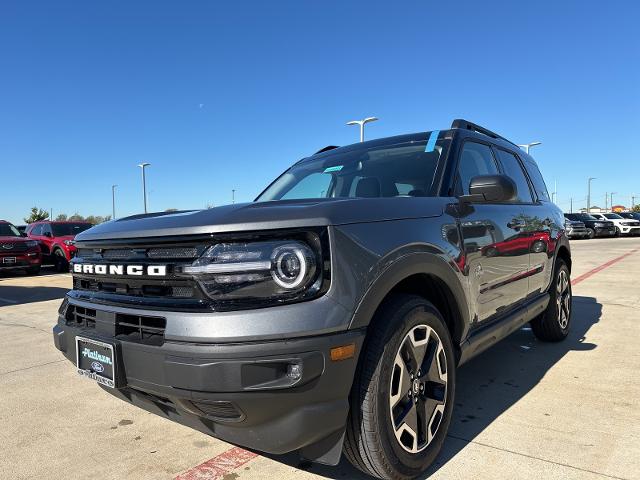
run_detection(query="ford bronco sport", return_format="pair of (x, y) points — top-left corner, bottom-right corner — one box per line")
(53, 119), (571, 479)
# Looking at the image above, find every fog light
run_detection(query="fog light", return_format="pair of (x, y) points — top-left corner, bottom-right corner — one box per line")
(287, 364), (303, 380)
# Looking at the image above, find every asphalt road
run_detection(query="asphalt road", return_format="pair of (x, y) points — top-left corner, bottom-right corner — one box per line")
(1, 237), (639, 480)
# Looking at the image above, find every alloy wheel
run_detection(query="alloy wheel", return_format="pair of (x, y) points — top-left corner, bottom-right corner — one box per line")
(556, 270), (571, 329)
(389, 324), (448, 453)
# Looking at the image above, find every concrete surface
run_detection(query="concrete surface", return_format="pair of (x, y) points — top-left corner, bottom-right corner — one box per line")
(1, 237), (639, 480)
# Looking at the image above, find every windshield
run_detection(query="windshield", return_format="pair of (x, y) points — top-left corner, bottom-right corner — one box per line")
(0, 223), (21, 237)
(604, 213), (622, 219)
(567, 213), (597, 221)
(51, 223), (92, 236)
(257, 136), (449, 201)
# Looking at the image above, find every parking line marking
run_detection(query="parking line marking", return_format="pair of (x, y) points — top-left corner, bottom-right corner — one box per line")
(572, 248), (639, 286)
(174, 446), (258, 480)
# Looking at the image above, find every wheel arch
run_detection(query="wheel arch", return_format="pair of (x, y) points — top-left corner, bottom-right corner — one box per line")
(349, 253), (470, 357)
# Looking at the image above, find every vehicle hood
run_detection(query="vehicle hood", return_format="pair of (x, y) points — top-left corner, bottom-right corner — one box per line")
(0, 236), (31, 244)
(76, 198), (448, 241)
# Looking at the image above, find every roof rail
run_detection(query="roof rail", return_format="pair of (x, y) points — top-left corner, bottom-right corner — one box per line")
(450, 119), (517, 147)
(314, 145), (339, 154)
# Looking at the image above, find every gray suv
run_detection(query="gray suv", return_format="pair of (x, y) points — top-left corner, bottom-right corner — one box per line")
(53, 119), (572, 479)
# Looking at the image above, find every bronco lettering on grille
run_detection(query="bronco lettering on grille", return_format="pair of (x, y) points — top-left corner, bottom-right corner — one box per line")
(73, 264), (167, 276)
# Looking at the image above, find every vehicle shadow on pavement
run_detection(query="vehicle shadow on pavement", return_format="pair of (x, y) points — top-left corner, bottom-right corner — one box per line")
(0, 285), (68, 306)
(274, 295), (601, 479)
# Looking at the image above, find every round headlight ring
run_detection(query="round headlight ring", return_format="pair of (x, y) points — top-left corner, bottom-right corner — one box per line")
(271, 243), (312, 289)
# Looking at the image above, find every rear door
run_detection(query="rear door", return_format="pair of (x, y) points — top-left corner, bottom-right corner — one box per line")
(455, 140), (530, 325)
(493, 148), (552, 298)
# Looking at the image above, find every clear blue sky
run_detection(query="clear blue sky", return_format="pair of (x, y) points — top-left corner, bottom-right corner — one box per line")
(1, 0), (638, 224)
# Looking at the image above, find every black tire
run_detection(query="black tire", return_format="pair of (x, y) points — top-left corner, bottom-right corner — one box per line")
(614, 227), (621, 237)
(53, 249), (68, 272)
(531, 259), (571, 342)
(586, 228), (595, 239)
(344, 294), (456, 480)
(25, 265), (41, 275)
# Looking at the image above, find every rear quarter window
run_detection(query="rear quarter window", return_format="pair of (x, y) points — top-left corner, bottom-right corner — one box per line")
(523, 159), (550, 202)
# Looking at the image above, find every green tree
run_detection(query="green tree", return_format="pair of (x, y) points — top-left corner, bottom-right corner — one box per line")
(24, 207), (50, 223)
(632, 205), (640, 213)
(55, 213), (68, 221)
(68, 213), (85, 222)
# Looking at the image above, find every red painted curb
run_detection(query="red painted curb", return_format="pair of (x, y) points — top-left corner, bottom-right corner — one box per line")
(174, 446), (259, 480)
(572, 248), (638, 286)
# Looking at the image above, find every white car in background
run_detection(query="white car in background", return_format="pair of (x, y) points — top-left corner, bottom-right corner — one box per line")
(591, 213), (640, 236)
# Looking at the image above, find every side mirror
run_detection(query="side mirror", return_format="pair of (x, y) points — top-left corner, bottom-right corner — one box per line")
(21, 232), (28, 237)
(43, 231), (52, 238)
(461, 175), (517, 204)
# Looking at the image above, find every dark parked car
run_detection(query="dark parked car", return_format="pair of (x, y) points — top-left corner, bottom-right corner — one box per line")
(26, 221), (92, 271)
(618, 211), (640, 222)
(53, 119), (572, 479)
(0, 220), (42, 274)
(564, 218), (589, 239)
(564, 213), (615, 239)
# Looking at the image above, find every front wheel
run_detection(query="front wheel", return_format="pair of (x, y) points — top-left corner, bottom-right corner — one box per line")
(344, 294), (456, 480)
(53, 249), (68, 272)
(531, 259), (572, 342)
(586, 228), (595, 239)
(615, 227), (621, 237)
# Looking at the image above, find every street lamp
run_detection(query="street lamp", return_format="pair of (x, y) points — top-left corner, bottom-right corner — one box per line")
(137, 163), (151, 213)
(346, 117), (378, 142)
(232, 189), (236, 204)
(112, 185), (117, 220)
(517, 141), (541, 154)
(587, 177), (596, 214)
(610, 192), (617, 212)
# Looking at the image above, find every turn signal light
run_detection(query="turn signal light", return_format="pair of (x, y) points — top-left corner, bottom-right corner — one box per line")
(330, 343), (356, 361)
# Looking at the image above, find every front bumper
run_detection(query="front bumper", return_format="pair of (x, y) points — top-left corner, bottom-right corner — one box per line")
(0, 252), (41, 269)
(52, 306), (364, 461)
(566, 228), (589, 238)
(620, 226), (640, 235)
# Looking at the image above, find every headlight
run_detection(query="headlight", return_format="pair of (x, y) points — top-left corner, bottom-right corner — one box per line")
(178, 232), (328, 310)
(64, 240), (75, 246)
(25, 240), (38, 248)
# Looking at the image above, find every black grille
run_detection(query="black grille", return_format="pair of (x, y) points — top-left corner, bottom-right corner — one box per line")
(103, 249), (135, 259)
(65, 305), (96, 328)
(77, 246), (201, 260)
(0, 242), (29, 252)
(191, 400), (243, 420)
(73, 277), (195, 299)
(115, 313), (166, 345)
(147, 247), (199, 259)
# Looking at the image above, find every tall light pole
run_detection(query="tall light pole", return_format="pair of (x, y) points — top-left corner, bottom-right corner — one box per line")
(610, 192), (617, 212)
(517, 141), (541, 154)
(232, 189), (236, 204)
(346, 117), (378, 142)
(112, 185), (117, 219)
(137, 163), (151, 213)
(587, 177), (596, 214)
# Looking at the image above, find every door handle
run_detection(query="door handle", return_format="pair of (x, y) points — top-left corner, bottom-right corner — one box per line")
(508, 219), (526, 230)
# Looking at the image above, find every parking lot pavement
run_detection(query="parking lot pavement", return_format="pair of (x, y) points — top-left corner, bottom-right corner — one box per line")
(1, 238), (639, 480)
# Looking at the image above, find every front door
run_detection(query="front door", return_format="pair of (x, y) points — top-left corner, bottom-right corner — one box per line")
(455, 140), (530, 325)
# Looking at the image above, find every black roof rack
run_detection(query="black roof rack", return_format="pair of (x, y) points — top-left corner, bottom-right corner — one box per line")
(314, 145), (339, 154)
(450, 119), (517, 147)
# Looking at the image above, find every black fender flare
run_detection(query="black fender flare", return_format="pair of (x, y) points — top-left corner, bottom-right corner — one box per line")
(348, 252), (470, 346)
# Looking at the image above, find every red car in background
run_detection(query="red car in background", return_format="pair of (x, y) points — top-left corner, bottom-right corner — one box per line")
(0, 220), (42, 275)
(27, 221), (92, 271)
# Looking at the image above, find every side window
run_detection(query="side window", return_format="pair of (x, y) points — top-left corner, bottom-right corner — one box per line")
(30, 224), (42, 236)
(42, 224), (52, 236)
(523, 159), (550, 202)
(281, 172), (333, 199)
(494, 149), (533, 203)
(456, 141), (499, 195)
